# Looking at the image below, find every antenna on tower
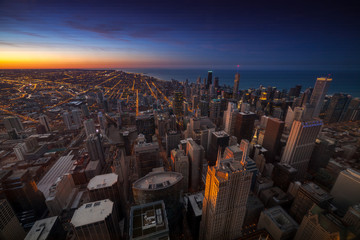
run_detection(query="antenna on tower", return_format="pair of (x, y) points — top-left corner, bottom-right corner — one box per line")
(236, 64), (240, 73)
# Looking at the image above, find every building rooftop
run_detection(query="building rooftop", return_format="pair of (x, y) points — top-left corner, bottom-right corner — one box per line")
(188, 192), (204, 217)
(134, 141), (159, 152)
(87, 173), (118, 190)
(301, 182), (333, 202)
(342, 168), (360, 180)
(38, 155), (75, 199)
(25, 216), (58, 240)
(262, 206), (298, 232)
(130, 200), (169, 239)
(213, 131), (229, 138)
(133, 171), (183, 190)
(277, 163), (298, 173)
(214, 158), (247, 181)
(71, 199), (114, 228)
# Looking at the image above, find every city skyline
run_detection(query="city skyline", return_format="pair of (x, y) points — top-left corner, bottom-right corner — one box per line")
(1, 0), (360, 70)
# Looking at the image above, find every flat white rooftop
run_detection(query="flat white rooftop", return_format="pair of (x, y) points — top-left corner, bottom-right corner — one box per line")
(25, 216), (58, 240)
(71, 199), (114, 228)
(133, 172), (182, 190)
(87, 173), (118, 190)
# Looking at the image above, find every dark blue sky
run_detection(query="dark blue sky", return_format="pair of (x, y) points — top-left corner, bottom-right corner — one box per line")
(1, 0), (360, 70)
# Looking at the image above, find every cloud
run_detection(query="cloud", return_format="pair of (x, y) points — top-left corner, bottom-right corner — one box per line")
(0, 41), (18, 47)
(65, 20), (129, 41)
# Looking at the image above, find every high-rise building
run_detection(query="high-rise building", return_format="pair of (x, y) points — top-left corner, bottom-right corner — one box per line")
(294, 205), (356, 240)
(280, 120), (323, 179)
(165, 130), (181, 156)
(170, 149), (189, 192)
(62, 111), (72, 130)
(85, 133), (105, 166)
(324, 93), (352, 123)
(173, 91), (184, 116)
(272, 163), (297, 192)
(186, 139), (204, 192)
(71, 199), (121, 240)
(207, 70), (213, 89)
(199, 100), (209, 116)
(199, 155), (252, 240)
(290, 182), (332, 222)
(135, 114), (155, 142)
(132, 171), (183, 226)
(262, 118), (284, 162)
(98, 112), (105, 131)
(25, 216), (66, 240)
(87, 173), (123, 210)
(208, 131), (230, 166)
(0, 170), (47, 227)
(81, 103), (90, 117)
(343, 203), (360, 236)
(284, 106), (304, 131)
(342, 98), (360, 121)
(209, 99), (221, 126)
(233, 73), (240, 98)
(39, 114), (51, 132)
(257, 206), (298, 240)
(3, 116), (24, 132)
(45, 173), (76, 216)
(186, 192), (204, 239)
(72, 109), (82, 128)
(309, 77), (332, 118)
(129, 200), (169, 240)
(223, 102), (238, 135)
(214, 76), (219, 88)
(0, 199), (26, 240)
(330, 168), (360, 214)
(134, 135), (160, 177)
(235, 112), (256, 142)
(309, 136), (335, 172)
(84, 119), (96, 138)
(192, 95), (200, 109)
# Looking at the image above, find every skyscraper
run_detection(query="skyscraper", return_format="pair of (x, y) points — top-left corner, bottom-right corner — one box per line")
(86, 133), (105, 166)
(330, 168), (360, 214)
(281, 120), (323, 178)
(235, 112), (256, 142)
(134, 135), (160, 177)
(233, 73), (240, 98)
(309, 77), (332, 118)
(0, 199), (26, 240)
(71, 199), (120, 240)
(262, 117), (284, 162)
(71, 109), (82, 128)
(208, 131), (230, 166)
(173, 91), (184, 116)
(186, 139), (204, 192)
(342, 98), (360, 121)
(62, 111), (72, 130)
(39, 114), (51, 132)
(207, 70), (213, 89)
(199, 155), (252, 240)
(223, 102), (238, 135)
(294, 205), (355, 240)
(209, 99), (221, 126)
(84, 119), (96, 138)
(324, 93), (352, 123)
(3, 116), (24, 132)
(290, 182), (332, 222)
(170, 149), (189, 192)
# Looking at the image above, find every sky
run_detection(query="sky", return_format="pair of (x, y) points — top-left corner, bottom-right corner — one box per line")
(1, 0), (360, 70)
